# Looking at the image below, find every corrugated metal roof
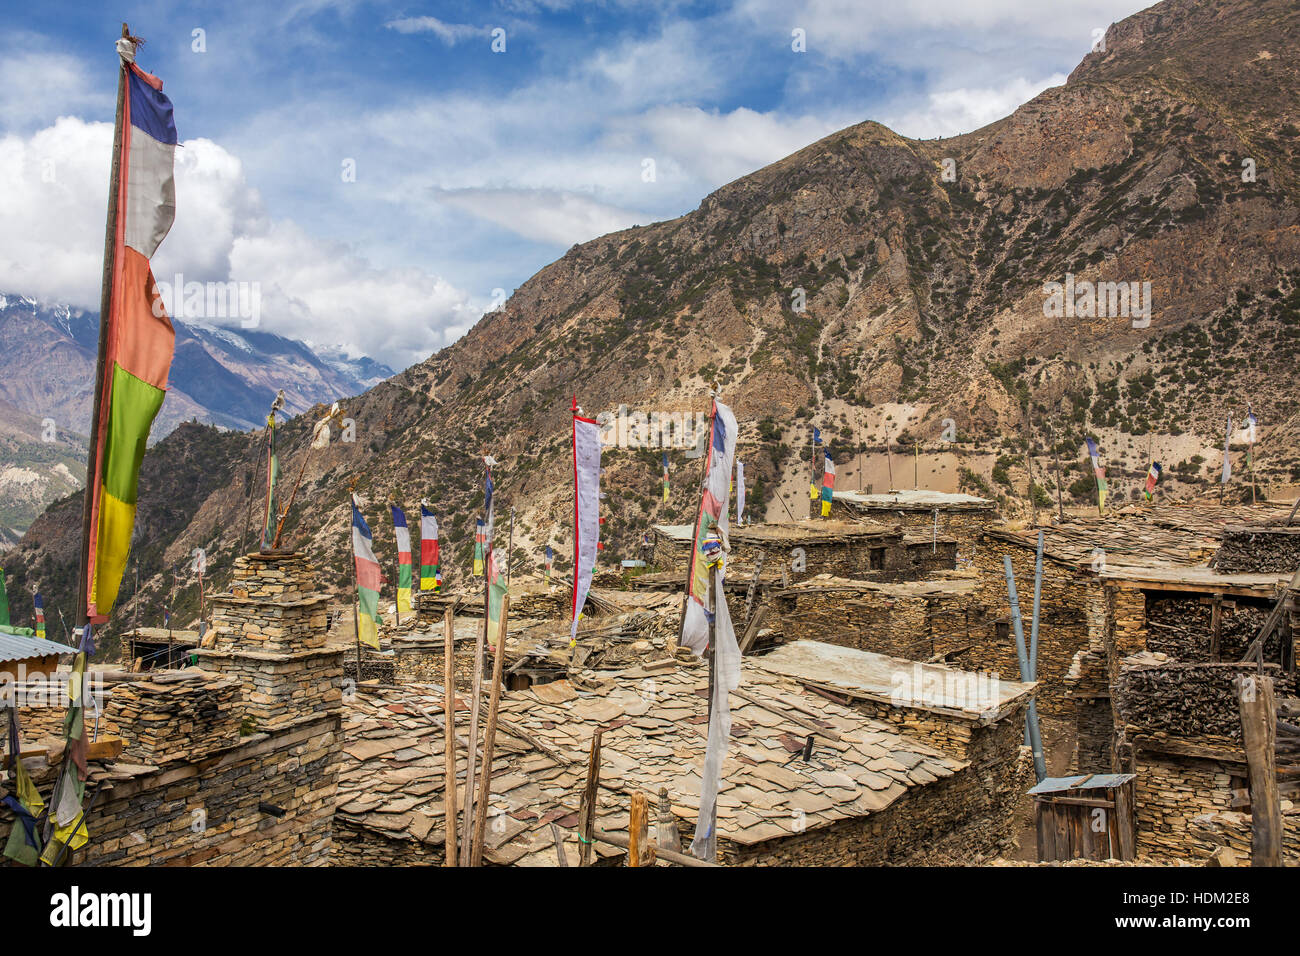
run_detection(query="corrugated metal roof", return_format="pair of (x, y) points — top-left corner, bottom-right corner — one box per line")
(0, 632), (78, 664)
(1028, 773), (1135, 795)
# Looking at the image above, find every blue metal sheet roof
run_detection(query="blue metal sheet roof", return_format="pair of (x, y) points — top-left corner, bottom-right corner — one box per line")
(0, 631), (78, 665)
(1028, 773), (1136, 795)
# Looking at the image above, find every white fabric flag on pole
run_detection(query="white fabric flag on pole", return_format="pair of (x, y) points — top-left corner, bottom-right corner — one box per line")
(571, 400), (602, 642)
(692, 569), (740, 861)
(735, 459), (746, 526)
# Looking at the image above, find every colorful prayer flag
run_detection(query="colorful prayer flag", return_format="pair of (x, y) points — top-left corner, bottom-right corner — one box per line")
(682, 399), (739, 655)
(33, 592), (45, 640)
(821, 453), (836, 517)
(391, 505), (413, 615)
(1085, 437), (1108, 513)
(483, 457), (507, 648)
(486, 548), (508, 650)
(473, 518), (485, 576)
(2, 707), (45, 865)
(813, 426), (822, 445)
(351, 496), (381, 650)
(0, 569), (8, 627)
(85, 44), (179, 622)
(419, 502), (440, 591)
(571, 403), (602, 642)
(1143, 462), (1162, 501)
(40, 623), (94, 864)
(662, 451), (669, 504)
(544, 545), (554, 585)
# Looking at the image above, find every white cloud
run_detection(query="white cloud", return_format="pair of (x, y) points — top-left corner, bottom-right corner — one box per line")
(733, 0), (1148, 62)
(434, 186), (646, 246)
(385, 16), (485, 45)
(884, 73), (1069, 139)
(229, 221), (477, 368)
(0, 117), (474, 370)
(0, 45), (109, 131)
(633, 106), (844, 185)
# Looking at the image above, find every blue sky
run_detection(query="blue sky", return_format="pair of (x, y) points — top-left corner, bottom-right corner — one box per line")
(0, 0), (1150, 369)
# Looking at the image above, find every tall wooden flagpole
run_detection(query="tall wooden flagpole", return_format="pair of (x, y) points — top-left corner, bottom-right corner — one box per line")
(77, 22), (131, 628)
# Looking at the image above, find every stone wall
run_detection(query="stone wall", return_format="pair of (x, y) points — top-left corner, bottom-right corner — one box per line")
(832, 502), (996, 555)
(719, 745), (1033, 866)
(1064, 581), (1114, 771)
(1188, 809), (1300, 865)
(104, 672), (242, 765)
(193, 551), (343, 732)
(770, 585), (988, 661)
(1129, 751), (1241, 861)
(77, 718), (338, 866)
(1, 548), (346, 867)
(965, 536), (1092, 719)
(654, 530), (952, 584)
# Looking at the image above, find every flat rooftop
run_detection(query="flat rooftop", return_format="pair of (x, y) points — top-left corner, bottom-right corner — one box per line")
(836, 489), (997, 512)
(986, 501), (1296, 571)
(750, 640), (1035, 723)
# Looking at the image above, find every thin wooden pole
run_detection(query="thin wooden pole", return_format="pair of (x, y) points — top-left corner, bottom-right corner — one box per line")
(628, 791), (654, 867)
(240, 425), (267, 557)
(857, 409), (863, 493)
(442, 606), (458, 867)
(1236, 674), (1281, 866)
(459, 575), (488, 864)
(470, 595), (509, 866)
(77, 22), (130, 628)
(578, 729), (603, 867)
(1024, 409), (1037, 522)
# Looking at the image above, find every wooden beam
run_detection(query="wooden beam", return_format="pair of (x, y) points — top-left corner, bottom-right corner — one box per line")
(578, 729), (602, 867)
(1236, 674), (1282, 866)
(593, 829), (719, 868)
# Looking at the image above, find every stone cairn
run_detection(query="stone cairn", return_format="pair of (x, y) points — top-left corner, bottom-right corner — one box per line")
(105, 671), (242, 765)
(192, 551), (344, 733)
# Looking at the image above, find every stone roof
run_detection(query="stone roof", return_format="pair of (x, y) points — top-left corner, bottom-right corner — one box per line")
(750, 640), (1035, 723)
(337, 653), (968, 865)
(985, 501), (1296, 571)
(774, 572), (979, 599)
(836, 490), (997, 512)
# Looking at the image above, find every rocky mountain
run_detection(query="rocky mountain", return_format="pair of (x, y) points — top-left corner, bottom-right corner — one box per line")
(6, 0), (1300, 645)
(0, 294), (393, 545)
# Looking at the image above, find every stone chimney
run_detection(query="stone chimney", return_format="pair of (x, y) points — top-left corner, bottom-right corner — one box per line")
(192, 551), (343, 732)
